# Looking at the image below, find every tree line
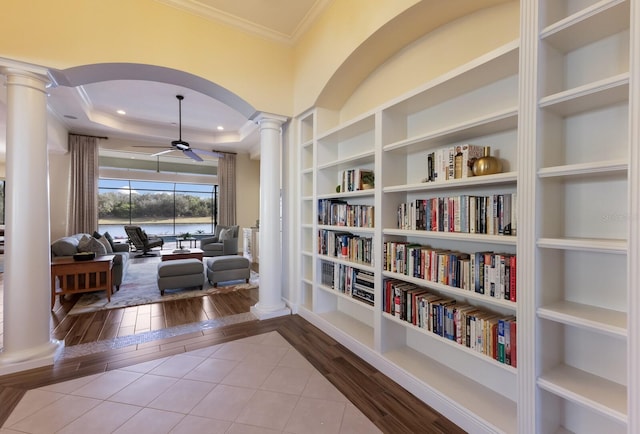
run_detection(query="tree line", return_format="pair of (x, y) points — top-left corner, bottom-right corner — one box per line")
(98, 191), (213, 220)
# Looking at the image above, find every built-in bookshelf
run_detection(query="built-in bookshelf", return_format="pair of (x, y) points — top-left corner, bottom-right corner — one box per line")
(298, 109), (315, 311)
(294, 2), (639, 430)
(296, 40), (520, 433)
(531, 0), (632, 432)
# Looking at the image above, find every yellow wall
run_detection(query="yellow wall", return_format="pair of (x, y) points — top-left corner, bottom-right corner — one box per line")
(291, 0), (420, 114)
(291, 0), (514, 115)
(0, 0), (293, 115)
(340, 2), (520, 121)
(235, 153), (261, 246)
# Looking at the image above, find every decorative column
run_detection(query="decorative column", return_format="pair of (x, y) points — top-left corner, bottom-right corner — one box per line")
(251, 113), (291, 320)
(0, 65), (64, 375)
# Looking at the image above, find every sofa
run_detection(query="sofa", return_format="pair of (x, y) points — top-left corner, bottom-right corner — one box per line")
(51, 232), (130, 291)
(200, 225), (239, 257)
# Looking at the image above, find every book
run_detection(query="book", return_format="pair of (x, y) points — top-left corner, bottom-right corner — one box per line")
(461, 144), (485, 178)
(510, 320), (517, 367)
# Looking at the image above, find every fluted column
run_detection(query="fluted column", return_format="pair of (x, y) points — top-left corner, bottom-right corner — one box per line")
(251, 113), (291, 320)
(0, 65), (64, 375)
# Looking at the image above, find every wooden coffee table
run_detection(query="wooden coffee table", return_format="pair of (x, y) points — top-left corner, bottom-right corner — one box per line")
(161, 248), (204, 262)
(51, 254), (115, 309)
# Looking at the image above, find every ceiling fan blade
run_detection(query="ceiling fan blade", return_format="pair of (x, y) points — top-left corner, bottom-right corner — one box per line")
(183, 149), (203, 162)
(151, 149), (175, 157)
(191, 148), (223, 158)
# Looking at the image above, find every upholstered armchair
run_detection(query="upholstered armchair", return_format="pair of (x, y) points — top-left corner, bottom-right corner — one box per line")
(200, 225), (239, 257)
(124, 225), (164, 257)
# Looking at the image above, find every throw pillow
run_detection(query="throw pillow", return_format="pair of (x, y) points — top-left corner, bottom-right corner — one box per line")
(103, 231), (116, 250)
(97, 235), (113, 254)
(218, 228), (232, 241)
(51, 236), (80, 256)
(77, 235), (107, 255)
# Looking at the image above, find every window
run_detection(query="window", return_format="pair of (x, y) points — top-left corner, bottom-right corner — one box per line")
(98, 179), (217, 240)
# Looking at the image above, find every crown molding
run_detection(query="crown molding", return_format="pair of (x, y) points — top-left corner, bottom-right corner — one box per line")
(153, 0), (331, 45)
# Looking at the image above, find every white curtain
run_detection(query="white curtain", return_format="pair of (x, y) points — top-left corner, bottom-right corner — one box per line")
(68, 134), (98, 234)
(218, 153), (236, 226)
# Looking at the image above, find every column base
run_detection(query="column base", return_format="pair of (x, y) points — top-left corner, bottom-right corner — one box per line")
(251, 303), (291, 320)
(0, 339), (65, 376)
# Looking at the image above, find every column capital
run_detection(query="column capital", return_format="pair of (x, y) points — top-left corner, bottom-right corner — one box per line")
(253, 112), (288, 128)
(0, 57), (51, 86)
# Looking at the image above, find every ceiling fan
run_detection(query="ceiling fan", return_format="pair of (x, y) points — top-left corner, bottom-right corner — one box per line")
(151, 94), (221, 162)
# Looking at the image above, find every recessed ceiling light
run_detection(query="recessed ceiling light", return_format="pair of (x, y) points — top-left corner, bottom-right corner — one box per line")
(217, 126), (224, 131)
(117, 109), (126, 115)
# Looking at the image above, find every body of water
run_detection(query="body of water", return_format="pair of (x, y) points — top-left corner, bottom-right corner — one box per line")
(99, 223), (215, 240)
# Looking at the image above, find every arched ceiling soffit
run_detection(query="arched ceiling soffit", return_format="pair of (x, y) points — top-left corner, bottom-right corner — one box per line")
(315, 0), (512, 110)
(49, 63), (257, 120)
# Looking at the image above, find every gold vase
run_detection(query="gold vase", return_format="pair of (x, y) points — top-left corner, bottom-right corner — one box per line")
(472, 146), (502, 176)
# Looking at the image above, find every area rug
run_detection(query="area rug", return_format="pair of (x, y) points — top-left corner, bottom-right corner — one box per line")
(67, 258), (259, 315)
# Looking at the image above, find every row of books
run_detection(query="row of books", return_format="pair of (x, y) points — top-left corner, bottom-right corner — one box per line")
(383, 241), (516, 302)
(320, 261), (375, 305)
(318, 199), (374, 228)
(425, 144), (485, 182)
(318, 230), (373, 265)
(397, 193), (516, 236)
(338, 168), (374, 192)
(383, 278), (517, 366)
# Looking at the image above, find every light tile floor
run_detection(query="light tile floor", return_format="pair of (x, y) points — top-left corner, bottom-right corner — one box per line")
(0, 331), (382, 434)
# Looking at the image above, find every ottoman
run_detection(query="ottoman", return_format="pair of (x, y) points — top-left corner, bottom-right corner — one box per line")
(157, 258), (204, 295)
(206, 255), (251, 287)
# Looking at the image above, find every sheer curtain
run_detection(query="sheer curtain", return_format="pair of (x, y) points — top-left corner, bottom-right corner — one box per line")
(217, 153), (237, 226)
(68, 134), (99, 234)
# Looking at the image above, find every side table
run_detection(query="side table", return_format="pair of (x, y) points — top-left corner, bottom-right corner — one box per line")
(51, 255), (115, 309)
(176, 237), (197, 249)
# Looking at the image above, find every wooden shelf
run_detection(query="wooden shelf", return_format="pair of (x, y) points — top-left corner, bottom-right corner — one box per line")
(383, 228), (517, 246)
(539, 73), (629, 117)
(318, 224), (375, 235)
(316, 113), (375, 142)
(538, 160), (627, 178)
(317, 189), (375, 200)
(384, 171), (517, 193)
(317, 310), (375, 349)
(317, 254), (375, 273)
(537, 300), (626, 338)
(540, 0), (629, 53)
(538, 364), (627, 424)
(318, 284), (375, 311)
(316, 150), (375, 171)
(384, 346), (517, 434)
(383, 107), (518, 154)
(537, 237), (627, 254)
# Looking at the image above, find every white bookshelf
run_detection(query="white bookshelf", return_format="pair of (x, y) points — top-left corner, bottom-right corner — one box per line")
(384, 345), (517, 434)
(297, 109), (316, 314)
(296, 40), (521, 432)
(293, 2), (640, 430)
(530, 0), (632, 432)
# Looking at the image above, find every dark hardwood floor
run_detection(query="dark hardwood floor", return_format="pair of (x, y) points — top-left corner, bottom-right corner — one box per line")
(0, 259), (466, 433)
(48, 257), (260, 346)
